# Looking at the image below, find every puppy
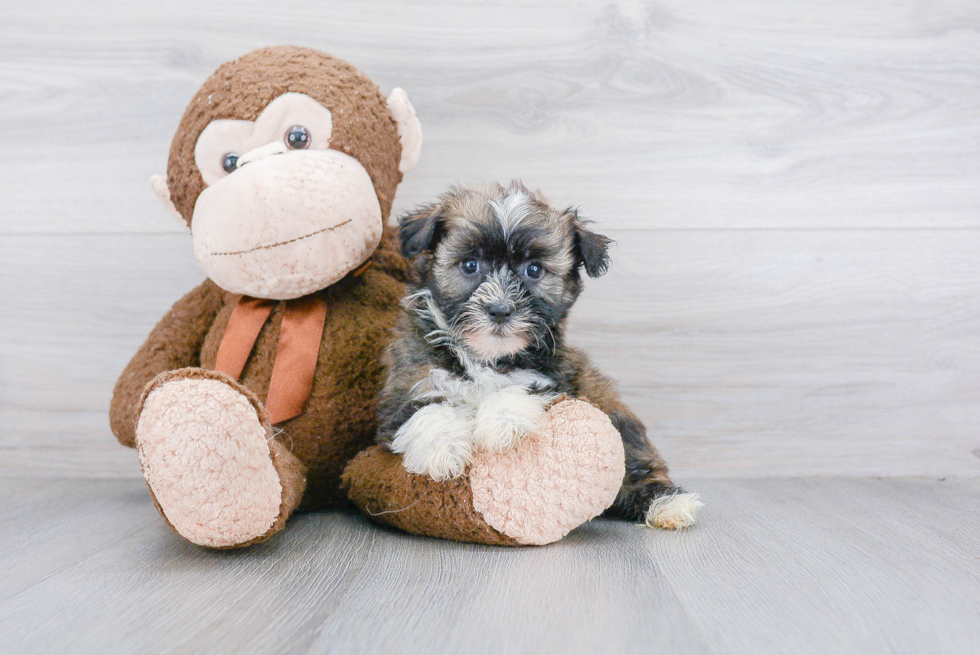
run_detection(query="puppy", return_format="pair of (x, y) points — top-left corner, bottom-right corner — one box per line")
(376, 182), (702, 529)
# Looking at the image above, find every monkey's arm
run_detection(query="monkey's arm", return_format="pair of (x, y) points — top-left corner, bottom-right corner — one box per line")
(109, 279), (226, 447)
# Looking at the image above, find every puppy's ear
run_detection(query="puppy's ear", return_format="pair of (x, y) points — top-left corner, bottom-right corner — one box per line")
(398, 203), (444, 258)
(572, 213), (612, 278)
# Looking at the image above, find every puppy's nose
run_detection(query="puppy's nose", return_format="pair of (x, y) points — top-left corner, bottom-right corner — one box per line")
(487, 303), (513, 324)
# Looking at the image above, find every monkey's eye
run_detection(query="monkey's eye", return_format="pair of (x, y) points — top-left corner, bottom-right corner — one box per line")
(524, 262), (544, 280)
(460, 259), (481, 276)
(221, 152), (239, 174)
(285, 125), (311, 150)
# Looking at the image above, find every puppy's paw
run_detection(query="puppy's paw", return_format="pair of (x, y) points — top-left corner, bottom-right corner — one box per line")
(391, 403), (475, 481)
(472, 386), (550, 453)
(645, 492), (704, 530)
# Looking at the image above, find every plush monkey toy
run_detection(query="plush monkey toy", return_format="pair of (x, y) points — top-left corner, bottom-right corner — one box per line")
(112, 46), (625, 549)
(110, 46), (421, 548)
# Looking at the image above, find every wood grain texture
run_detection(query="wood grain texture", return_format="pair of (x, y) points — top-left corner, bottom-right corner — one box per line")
(1, 0), (979, 233)
(2, 230), (978, 478)
(2, 0), (980, 479)
(1, 477), (977, 654)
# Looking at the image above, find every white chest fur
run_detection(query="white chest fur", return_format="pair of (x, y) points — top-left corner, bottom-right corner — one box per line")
(391, 365), (558, 481)
(411, 365), (557, 408)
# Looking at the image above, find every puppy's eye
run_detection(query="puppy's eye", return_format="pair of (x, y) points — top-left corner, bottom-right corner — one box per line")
(460, 259), (480, 276)
(285, 125), (311, 150)
(221, 152), (239, 173)
(524, 262), (544, 280)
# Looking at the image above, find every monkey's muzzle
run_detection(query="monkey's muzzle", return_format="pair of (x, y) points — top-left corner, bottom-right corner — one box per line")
(192, 149), (383, 300)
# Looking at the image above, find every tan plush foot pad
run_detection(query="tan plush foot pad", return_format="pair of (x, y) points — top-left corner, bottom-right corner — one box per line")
(469, 399), (626, 545)
(136, 369), (284, 548)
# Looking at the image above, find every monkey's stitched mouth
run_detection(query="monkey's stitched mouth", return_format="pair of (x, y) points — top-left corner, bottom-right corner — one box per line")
(209, 219), (353, 257)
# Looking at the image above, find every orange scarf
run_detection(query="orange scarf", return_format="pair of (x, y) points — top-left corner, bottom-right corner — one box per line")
(214, 293), (328, 425)
(212, 262), (372, 424)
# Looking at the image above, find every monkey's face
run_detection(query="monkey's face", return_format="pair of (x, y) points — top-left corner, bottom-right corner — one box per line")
(155, 47), (423, 300)
(189, 93), (382, 300)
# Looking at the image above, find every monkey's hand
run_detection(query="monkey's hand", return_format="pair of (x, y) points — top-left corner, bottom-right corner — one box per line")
(391, 403), (475, 481)
(472, 386), (550, 454)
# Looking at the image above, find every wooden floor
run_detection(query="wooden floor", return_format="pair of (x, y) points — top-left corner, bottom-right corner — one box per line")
(1, 476), (977, 654)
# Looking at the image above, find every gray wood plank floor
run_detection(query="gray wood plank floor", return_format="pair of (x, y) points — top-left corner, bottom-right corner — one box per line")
(1, 477), (977, 655)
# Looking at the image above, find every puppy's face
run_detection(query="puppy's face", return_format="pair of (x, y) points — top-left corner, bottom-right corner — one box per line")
(398, 182), (611, 363)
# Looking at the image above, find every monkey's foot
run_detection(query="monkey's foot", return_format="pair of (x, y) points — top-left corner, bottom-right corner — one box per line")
(135, 368), (305, 549)
(645, 493), (704, 530)
(343, 398), (625, 546)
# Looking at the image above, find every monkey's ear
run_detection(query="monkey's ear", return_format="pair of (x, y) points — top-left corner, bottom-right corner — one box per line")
(572, 215), (612, 278)
(398, 203), (443, 259)
(150, 174), (189, 230)
(387, 88), (423, 174)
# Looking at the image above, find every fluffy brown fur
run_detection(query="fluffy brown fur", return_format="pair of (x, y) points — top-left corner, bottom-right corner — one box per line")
(110, 226), (409, 510)
(342, 447), (520, 546)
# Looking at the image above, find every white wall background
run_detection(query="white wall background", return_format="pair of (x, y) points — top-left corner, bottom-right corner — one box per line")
(1, 0), (978, 479)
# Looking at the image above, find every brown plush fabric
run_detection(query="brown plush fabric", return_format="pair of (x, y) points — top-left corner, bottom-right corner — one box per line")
(110, 47), (428, 548)
(110, 279), (226, 447)
(111, 226), (407, 512)
(249, 437), (307, 548)
(110, 226), (406, 448)
(166, 46), (403, 227)
(342, 447), (520, 546)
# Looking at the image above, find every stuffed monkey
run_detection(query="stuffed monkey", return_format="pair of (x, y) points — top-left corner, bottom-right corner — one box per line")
(111, 46), (624, 549)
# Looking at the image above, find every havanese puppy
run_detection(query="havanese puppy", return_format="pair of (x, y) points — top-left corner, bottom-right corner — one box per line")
(376, 182), (702, 529)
